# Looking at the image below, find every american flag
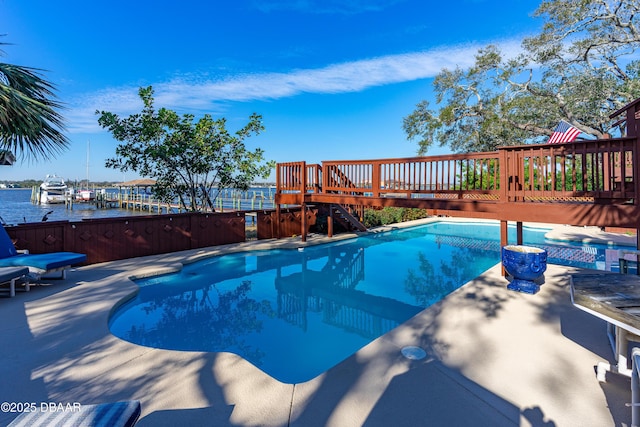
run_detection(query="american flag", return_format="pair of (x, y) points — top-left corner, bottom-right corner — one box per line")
(548, 120), (581, 144)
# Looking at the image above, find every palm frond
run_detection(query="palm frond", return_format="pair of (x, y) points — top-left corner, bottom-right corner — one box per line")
(0, 149), (15, 165)
(0, 62), (69, 160)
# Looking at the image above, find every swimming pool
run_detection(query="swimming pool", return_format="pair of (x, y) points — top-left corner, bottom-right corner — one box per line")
(108, 221), (625, 383)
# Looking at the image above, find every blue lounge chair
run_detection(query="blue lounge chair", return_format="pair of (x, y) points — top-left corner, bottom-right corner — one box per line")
(7, 400), (141, 427)
(0, 226), (87, 280)
(0, 266), (29, 297)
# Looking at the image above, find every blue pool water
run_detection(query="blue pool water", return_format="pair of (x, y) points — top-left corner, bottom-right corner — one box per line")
(109, 221), (627, 383)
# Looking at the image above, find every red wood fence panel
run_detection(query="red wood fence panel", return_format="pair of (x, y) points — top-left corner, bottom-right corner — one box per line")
(5, 212), (247, 265)
(256, 208), (317, 239)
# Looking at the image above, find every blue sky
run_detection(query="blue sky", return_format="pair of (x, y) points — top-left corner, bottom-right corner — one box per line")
(1, 0), (542, 183)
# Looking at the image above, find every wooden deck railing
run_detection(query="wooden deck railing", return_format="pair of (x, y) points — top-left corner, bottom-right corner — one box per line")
(277, 138), (637, 205)
(322, 152), (501, 200)
(500, 137), (636, 202)
(276, 162), (322, 194)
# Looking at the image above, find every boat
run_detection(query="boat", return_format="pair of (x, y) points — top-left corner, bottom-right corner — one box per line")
(75, 189), (96, 202)
(75, 140), (96, 202)
(39, 174), (68, 204)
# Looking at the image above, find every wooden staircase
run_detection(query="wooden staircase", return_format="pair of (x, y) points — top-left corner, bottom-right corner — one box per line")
(331, 204), (367, 232)
(322, 165), (367, 232)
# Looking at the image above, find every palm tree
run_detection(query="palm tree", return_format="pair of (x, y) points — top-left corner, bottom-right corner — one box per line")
(0, 149), (15, 165)
(0, 41), (68, 161)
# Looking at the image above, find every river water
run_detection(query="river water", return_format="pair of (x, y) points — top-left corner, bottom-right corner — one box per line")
(0, 187), (276, 226)
(0, 188), (151, 225)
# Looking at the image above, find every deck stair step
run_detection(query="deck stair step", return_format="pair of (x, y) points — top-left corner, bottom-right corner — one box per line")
(332, 204), (367, 232)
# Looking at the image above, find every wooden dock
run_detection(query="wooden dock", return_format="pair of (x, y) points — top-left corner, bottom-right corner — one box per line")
(117, 190), (275, 213)
(31, 186), (276, 214)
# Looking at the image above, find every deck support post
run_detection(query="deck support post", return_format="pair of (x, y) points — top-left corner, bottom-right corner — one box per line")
(328, 205), (334, 238)
(300, 161), (307, 242)
(275, 203), (281, 239)
(500, 220), (508, 277)
(500, 220), (509, 248)
(516, 221), (523, 245)
(301, 203), (307, 242)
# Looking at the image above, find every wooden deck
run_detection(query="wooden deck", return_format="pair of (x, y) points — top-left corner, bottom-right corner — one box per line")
(275, 99), (640, 247)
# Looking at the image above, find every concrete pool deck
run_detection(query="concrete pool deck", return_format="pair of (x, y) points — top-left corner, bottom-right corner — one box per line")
(0, 219), (635, 426)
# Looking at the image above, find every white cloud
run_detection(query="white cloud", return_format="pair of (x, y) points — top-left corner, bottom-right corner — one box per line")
(66, 38), (524, 134)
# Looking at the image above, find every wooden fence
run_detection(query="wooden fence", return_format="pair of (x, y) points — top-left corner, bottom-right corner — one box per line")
(5, 208), (315, 265)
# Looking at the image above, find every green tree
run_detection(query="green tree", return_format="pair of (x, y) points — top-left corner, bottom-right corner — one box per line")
(404, 0), (640, 155)
(0, 41), (69, 160)
(97, 86), (274, 211)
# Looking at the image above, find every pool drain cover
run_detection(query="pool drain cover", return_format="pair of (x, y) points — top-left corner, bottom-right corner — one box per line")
(401, 346), (426, 360)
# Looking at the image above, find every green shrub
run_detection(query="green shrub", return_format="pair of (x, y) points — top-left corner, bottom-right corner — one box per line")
(362, 207), (430, 228)
(400, 207), (431, 222)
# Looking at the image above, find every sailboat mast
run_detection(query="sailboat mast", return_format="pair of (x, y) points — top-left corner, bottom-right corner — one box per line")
(86, 140), (90, 187)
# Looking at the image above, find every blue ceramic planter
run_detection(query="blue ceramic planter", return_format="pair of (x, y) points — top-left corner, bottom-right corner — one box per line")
(502, 245), (548, 294)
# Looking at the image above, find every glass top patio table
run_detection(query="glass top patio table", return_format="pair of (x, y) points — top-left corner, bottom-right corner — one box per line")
(571, 273), (640, 380)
